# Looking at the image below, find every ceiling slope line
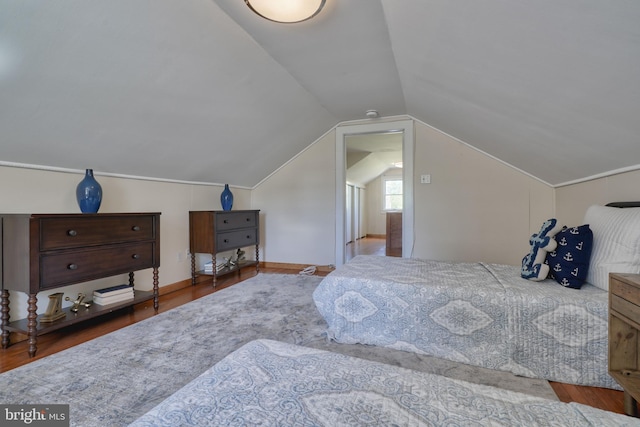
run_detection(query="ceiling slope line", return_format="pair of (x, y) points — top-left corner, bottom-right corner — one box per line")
(554, 164), (640, 188)
(0, 161), (253, 190)
(399, 116), (554, 188)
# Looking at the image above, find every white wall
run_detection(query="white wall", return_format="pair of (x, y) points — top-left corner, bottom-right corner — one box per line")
(412, 122), (555, 264)
(366, 175), (384, 235)
(365, 168), (403, 236)
(0, 165), (251, 321)
(555, 169), (640, 225)
(253, 119), (555, 267)
(251, 130), (337, 266)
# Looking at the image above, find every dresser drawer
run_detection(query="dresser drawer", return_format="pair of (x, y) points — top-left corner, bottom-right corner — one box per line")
(39, 215), (156, 250)
(215, 212), (257, 231)
(611, 294), (640, 323)
(39, 242), (156, 289)
(216, 228), (258, 251)
(611, 277), (640, 308)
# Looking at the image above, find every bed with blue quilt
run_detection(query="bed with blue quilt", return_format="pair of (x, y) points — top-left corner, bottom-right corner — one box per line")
(313, 204), (640, 390)
(129, 339), (639, 426)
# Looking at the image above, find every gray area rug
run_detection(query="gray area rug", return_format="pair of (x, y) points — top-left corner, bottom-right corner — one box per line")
(0, 273), (557, 426)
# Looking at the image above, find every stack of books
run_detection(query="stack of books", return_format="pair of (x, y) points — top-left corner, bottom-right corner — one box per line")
(204, 261), (228, 273)
(93, 284), (134, 306)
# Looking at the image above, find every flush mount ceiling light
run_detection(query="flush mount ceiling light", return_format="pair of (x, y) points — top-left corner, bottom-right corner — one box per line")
(245, 0), (326, 23)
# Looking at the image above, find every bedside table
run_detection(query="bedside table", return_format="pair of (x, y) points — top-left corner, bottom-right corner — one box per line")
(609, 273), (640, 416)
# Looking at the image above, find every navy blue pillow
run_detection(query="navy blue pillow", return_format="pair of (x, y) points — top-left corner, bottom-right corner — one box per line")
(545, 224), (593, 289)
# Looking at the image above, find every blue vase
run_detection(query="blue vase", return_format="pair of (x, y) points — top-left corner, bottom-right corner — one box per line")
(220, 184), (233, 211)
(76, 169), (102, 213)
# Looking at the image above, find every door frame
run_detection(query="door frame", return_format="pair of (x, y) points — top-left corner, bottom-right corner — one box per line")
(335, 119), (414, 267)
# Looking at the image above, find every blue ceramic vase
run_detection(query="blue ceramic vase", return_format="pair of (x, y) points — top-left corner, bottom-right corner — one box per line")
(220, 184), (233, 211)
(76, 169), (102, 213)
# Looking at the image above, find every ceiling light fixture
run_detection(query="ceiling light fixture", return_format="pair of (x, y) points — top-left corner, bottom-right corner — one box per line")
(245, 0), (326, 23)
(366, 109), (379, 119)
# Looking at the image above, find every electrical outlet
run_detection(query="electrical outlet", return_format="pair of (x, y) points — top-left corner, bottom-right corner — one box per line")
(420, 174), (431, 184)
(177, 249), (189, 262)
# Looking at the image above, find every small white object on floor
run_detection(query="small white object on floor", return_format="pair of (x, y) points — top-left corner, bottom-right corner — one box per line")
(299, 266), (317, 276)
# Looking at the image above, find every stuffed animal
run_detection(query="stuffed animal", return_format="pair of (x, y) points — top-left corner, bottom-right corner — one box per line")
(521, 218), (563, 281)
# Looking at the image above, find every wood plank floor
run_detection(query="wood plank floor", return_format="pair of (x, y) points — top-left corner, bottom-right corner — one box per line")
(0, 240), (628, 417)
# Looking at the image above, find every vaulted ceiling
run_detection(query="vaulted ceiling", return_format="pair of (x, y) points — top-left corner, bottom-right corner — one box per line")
(1, 1), (638, 187)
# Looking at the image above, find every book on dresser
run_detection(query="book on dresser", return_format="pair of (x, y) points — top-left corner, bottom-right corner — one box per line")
(93, 292), (134, 306)
(94, 284), (134, 297)
(204, 261), (228, 273)
(93, 284), (135, 306)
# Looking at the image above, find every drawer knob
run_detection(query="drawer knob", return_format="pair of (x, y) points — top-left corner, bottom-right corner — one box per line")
(67, 264), (78, 270)
(67, 230), (77, 237)
(246, 218), (251, 222)
(132, 226), (141, 231)
(246, 235), (251, 239)
(223, 219), (229, 224)
(132, 254), (140, 259)
(223, 239), (229, 243)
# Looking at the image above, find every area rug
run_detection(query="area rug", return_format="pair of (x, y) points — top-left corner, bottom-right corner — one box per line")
(0, 273), (557, 426)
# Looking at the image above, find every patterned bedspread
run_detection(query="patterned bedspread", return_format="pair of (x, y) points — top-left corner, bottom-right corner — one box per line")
(312, 255), (617, 389)
(129, 339), (636, 426)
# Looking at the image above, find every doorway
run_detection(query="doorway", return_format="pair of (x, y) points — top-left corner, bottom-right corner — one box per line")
(335, 119), (414, 267)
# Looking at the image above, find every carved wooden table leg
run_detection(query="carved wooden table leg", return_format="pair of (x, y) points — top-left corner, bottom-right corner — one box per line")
(1, 289), (10, 349)
(153, 267), (159, 312)
(212, 253), (217, 288)
(255, 244), (260, 274)
(27, 293), (38, 357)
(127, 272), (137, 314)
(191, 253), (196, 285)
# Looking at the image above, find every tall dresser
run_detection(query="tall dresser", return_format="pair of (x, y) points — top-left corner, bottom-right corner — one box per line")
(386, 212), (402, 257)
(0, 213), (160, 357)
(189, 210), (260, 287)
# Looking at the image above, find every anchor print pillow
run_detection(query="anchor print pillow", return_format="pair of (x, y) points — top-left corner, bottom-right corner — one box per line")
(546, 224), (593, 289)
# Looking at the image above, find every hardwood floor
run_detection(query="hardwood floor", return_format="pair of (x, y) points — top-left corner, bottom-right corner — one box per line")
(346, 236), (387, 261)
(0, 246), (628, 417)
(0, 267), (283, 374)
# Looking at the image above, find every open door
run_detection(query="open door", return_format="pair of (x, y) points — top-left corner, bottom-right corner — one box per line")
(335, 119), (414, 267)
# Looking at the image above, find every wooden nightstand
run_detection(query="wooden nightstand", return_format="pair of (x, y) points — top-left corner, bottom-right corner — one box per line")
(609, 273), (640, 416)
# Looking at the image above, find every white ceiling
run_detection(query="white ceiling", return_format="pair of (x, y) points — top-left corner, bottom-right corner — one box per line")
(1, 0), (639, 187)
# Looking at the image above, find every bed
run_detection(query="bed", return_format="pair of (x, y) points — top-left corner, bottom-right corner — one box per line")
(313, 204), (640, 390)
(129, 339), (640, 426)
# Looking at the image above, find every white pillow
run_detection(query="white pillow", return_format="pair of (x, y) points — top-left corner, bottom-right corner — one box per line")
(584, 205), (640, 291)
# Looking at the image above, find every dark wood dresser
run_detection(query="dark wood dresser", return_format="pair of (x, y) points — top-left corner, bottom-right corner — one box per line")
(189, 210), (260, 287)
(0, 213), (160, 357)
(386, 212), (402, 257)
